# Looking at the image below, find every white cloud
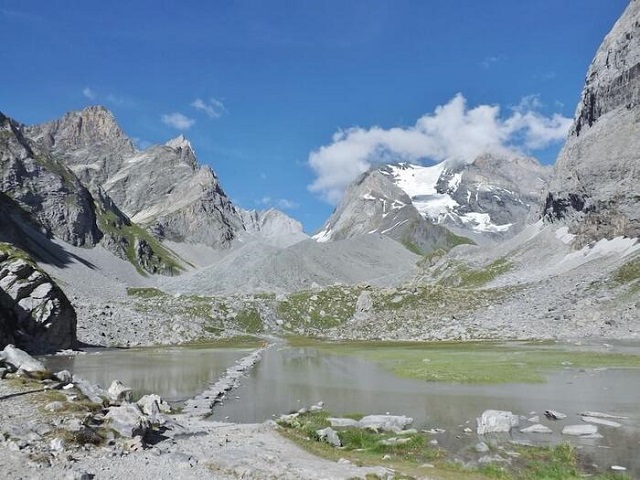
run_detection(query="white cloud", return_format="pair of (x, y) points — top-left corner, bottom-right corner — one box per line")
(260, 196), (299, 210)
(307, 93), (572, 204)
(82, 87), (96, 99)
(161, 112), (195, 130)
(191, 98), (226, 118)
(481, 55), (506, 69)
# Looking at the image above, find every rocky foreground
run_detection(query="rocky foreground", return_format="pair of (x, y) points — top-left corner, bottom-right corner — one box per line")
(0, 344), (389, 480)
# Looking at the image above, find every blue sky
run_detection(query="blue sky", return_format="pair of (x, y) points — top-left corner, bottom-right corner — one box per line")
(0, 0), (629, 233)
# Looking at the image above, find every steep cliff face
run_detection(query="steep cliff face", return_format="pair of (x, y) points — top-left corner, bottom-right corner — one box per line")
(0, 112), (101, 247)
(0, 243), (77, 351)
(102, 136), (243, 248)
(543, 1), (640, 244)
(26, 105), (136, 187)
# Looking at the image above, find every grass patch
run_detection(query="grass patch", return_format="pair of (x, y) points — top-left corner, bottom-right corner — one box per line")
(295, 340), (640, 384)
(234, 308), (264, 334)
(126, 287), (168, 298)
(180, 335), (263, 349)
(439, 258), (513, 288)
(614, 255), (640, 284)
(277, 286), (360, 333)
(95, 204), (184, 276)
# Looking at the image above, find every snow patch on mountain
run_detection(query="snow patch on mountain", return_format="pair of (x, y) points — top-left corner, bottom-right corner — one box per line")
(381, 163), (512, 234)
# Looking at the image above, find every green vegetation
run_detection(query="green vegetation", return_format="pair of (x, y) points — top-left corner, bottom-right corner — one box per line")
(439, 258), (513, 288)
(372, 284), (506, 313)
(0, 241), (38, 266)
(277, 286), (360, 333)
(234, 307), (263, 334)
(278, 410), (629, 479)
(277, 410), (444, 477)
(292, 340), (640, 384)
(126, 287), (167, 298)
(445, 230), (475, 248)
(614, 255), (640, 284)
(95, 204), (184, 276)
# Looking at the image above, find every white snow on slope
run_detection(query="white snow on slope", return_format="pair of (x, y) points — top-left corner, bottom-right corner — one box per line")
(383, 163), (510, 233)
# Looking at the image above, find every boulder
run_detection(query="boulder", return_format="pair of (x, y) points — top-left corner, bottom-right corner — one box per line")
(520, 424), (553, 434)
(105, 404), (150, 438)
(72, 375), (108, 405)
(0, 344), (48, 373)
(562, 424), (598, 436)
(328, 417), (360, 428)
(316, 427), (342, 447)
(476, 410), (519, 435)
(358, 415), (414, 433)
(137, 394), (172, 415)
(581, 416), (621, 428)
(544, 410), (567, 420)
(108, 380), (132, 403)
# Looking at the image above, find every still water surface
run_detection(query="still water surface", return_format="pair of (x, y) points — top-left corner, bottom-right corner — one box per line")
(43, 341), (640, 475)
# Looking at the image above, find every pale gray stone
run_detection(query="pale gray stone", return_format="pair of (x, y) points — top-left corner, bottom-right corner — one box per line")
(477, 410), (519, 435)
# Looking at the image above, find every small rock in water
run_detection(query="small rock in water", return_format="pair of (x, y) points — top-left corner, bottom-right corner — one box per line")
(581, 416), (622, 428)
(544, 410), (567, 420)
(477, 410), (519, 435)
(562, 424), (598, 436)
(611, 465), (627, 472)
(520, 424), (553, 434)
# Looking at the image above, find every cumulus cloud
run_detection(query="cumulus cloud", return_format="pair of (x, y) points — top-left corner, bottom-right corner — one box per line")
(82, 87), (96, 99)
(161, 112), (195, 130)
(191, 98), (226, 118)
(308, 94), (572, 204)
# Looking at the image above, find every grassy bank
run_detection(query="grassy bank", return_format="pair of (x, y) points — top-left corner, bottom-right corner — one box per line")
(288, 339), (640, 384)
(277, 410), (629, 479)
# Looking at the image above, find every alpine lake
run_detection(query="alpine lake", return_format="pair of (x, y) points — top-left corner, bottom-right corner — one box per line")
(43, 338), (640, 479)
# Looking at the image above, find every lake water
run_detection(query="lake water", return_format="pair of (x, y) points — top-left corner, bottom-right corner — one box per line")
(42, 341), (640, 476)
(42, 345), (253, 403)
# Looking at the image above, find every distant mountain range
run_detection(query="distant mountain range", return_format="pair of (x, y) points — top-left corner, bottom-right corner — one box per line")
(1, 0), (638, 353)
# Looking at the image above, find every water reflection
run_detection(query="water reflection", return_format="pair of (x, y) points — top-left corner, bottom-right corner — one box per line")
(42, 345), (252, 403)
(212, 345), (640, 476)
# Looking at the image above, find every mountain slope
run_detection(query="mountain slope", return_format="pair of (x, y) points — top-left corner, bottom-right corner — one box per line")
(543, 0), (640, 244)
(315, 153), (550, 248)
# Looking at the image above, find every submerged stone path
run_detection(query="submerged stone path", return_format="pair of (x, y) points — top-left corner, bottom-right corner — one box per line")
(182, 344), (269, 417)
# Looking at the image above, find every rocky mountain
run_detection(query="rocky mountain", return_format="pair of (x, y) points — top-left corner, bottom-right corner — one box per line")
(1, 112), (101, 247)
(315, 153), (550, 248)
(543, 0), (640, 245)
(239, 208), (309, 247)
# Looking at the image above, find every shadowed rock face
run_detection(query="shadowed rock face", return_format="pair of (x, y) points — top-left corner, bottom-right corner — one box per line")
(0, 112), (101, 247)
(544, 1), (640, 244)
(0, 246), (77, 351)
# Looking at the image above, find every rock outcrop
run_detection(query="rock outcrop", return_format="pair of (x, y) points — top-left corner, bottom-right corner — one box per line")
(543, 1), (640, 244)
(0, 112), (101, 247)
(0, 244), (77, 351)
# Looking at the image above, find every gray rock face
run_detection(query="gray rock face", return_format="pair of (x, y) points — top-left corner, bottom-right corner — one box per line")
(102, 136), (243, 248)
(437, 154), (551, 239)
(314, 168), (461, 253)
(0, 246), (77, 351)
(240, 208), (309, 247)
(315, 154), (550, 249)
(26, 105), (136, 187)
(543, 1), (640, 244)
(0, 112), (101, 247)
